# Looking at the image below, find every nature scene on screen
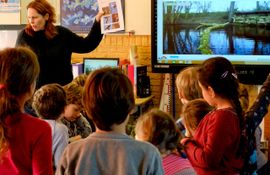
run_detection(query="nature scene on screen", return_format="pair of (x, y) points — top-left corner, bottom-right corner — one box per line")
(163, 0), (270, 55)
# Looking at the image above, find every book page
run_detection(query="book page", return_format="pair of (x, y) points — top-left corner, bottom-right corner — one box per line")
(98, 0), (124, 34)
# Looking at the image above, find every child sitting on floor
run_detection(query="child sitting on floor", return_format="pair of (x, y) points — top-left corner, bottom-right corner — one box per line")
(61, 81), (92, 141)
(32, 83), (69, 170)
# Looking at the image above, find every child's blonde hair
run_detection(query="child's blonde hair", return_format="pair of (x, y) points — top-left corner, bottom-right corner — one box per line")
(63, 82), (83, 109)
(176, 66), (202, 101)
(72, 74), (87, 87)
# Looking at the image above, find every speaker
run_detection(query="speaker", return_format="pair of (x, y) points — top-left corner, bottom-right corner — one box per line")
(137, 75), (151, 98)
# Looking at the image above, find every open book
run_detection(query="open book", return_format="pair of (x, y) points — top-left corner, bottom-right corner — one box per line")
(98, 0), (125, 34)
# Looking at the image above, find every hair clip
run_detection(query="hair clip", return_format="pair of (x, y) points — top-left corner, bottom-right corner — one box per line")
(220, 71), (228, 79)
(231, 73), (238, 79)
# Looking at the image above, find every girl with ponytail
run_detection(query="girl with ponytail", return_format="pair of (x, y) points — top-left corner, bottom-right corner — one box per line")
(0, 47), (53, 175)
(181, 57), (245, 175)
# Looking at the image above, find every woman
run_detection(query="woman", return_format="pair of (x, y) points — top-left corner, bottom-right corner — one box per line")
(16, 0), (104, 88)
(0, 47), (53, 175)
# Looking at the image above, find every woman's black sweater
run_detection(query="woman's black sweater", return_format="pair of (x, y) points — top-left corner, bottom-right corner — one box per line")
(16, 21), (103, 88)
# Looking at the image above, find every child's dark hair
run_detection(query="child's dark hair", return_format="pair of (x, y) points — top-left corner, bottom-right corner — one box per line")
(135, 108), (184, 155)
(32, 83), (66, 120)
(198, 57), (245, 156)
(82, 67), (135, 131)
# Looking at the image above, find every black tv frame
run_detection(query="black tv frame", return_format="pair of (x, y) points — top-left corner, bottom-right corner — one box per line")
(151, 0), (270, 85)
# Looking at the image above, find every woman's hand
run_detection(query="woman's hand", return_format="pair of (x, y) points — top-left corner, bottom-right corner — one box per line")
(95, 10), (105, 22)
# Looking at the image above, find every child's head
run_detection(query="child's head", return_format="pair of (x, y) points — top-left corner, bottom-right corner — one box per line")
(198, 57), (239, 103)
(0, 47), (39, 99)
(182, 99), (212, 137)
(63, 82), (83, 121)
(198, 57), (243, 126)
(0, 47), (39, 156)
(135, 108), (183, 154)
(32, 83), (66, 120)
(72, 74), (87, 87)
(176, 66), (202, 104)
(83, 67), (135, 131)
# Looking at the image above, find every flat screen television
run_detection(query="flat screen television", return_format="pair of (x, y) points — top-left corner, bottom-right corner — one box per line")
(83, 58), (119, 74)
(151, 0), (270, 84)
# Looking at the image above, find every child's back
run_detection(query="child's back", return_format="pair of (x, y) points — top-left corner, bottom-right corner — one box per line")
(0, 47), (53, 175)
(59, 132), (163, 174)
(181, 57), (245, 174)
(56, 67), (164, 175)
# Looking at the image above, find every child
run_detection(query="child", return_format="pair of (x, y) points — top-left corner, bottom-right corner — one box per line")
(61, 81), (92, 141)
(32, 83), (69, 170)
(181, 57), (245, 174)
(72, 73), (88, 87)
(56, 67), (164, 175)
(71, 73), (96, 131)
(176, 66), (202, 104)
(243, 74), (270, 174)
(181, 98), (212, 138)
(135, 108), (196, 175)
(175, 66), (202, 134)
(0, 47), (53, 175)
(238, 84), (267, 173)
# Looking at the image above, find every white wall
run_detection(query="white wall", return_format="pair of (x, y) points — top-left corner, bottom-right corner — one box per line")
(0, 30), (19, 49)
(124, 0), (151, 35)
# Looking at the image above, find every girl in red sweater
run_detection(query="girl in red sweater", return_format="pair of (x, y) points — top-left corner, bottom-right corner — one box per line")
(181, 57), (245, 175)
(0, 47), (53, 175)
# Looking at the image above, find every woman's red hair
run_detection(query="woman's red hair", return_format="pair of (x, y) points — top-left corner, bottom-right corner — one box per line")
(25, 0), (58, 39)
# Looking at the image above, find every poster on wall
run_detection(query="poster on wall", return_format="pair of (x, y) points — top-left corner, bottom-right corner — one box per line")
(0, 0), (20, 24)
(60, 0), (124, 34)
(60, 0), (99, 33)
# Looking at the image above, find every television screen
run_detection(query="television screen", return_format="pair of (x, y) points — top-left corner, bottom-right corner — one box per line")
(152, 0), (270, 84)
(83, 58), (119, 74)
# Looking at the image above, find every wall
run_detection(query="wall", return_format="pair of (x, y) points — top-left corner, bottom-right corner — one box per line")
(124, 0), (151, 35)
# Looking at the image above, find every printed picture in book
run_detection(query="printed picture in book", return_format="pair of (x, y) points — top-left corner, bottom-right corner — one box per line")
(60, 0), (124, 33)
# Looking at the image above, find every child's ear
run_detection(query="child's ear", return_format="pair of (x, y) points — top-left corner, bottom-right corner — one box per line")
(178, 91), (186, 101)
(207, 86), (215, 98)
